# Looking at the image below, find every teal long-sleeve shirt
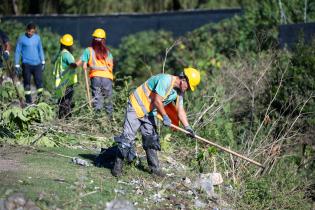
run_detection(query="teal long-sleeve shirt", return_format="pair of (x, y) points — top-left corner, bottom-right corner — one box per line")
(15, 33), (45, 66)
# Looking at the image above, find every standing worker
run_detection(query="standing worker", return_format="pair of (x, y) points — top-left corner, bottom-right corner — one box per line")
(77, 28), (114, 116)
(53, 34), (78, 119)
(14, 23), (45, 105)
(111, 68), (201, 177)
(0, 26), (11, 84)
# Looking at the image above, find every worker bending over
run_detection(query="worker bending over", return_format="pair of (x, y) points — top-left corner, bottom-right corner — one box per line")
(112, 68), (200, 177)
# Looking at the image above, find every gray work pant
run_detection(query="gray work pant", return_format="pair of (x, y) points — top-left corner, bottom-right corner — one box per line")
(91, 77), (113, 114)
(114, 100), (158, 159)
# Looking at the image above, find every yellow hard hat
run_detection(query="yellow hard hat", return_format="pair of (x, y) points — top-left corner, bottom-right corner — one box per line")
(184, 67), (201, 91)
(60, 34), (73, 46)
(92, 28), (106, 39)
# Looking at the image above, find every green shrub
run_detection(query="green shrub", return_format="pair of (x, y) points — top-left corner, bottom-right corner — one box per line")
(1, 102), (54, 130)
(238, 159), (312, 210)
(116, 30), (175, 85)
(1, 20), (59, 91)
(268, 40), (315, 124)
(0, 82), (19, 103)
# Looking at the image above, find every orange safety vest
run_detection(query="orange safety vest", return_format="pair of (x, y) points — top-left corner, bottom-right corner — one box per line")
(129, 76), (179, 126)
(88, 47), (113, 80)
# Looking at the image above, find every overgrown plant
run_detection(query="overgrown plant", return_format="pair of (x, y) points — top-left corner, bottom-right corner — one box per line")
(1, 103), (54, 130)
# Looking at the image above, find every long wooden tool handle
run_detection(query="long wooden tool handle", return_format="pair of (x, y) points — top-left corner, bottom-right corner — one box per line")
(170, 124), (264, 168)
(83, 69), (92, 108)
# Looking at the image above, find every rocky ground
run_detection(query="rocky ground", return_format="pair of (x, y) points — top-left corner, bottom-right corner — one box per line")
(0, 144), (234, 210)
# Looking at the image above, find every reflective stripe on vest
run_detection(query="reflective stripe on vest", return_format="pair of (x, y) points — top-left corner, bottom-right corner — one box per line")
(130, 76), (176, 118)
(130, 83), (152, 117)
(54, 49), (77, 90)
(88, 48), (111, 71)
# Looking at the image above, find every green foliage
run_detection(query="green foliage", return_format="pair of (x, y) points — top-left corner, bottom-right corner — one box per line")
(0, 2), (314, 208)
(0, 0), (242, 15)
(0, 82), (18, 103)
(2, 0), (315, 21)
(1, 103), (54, 130)
(243, 178), (272, 205)
(0, 20), (61, 92)
(183, 3), (279, 58)
(238, 159), (312, 210)
(116, 30), (175, 85)
(264, 39), (315, 127)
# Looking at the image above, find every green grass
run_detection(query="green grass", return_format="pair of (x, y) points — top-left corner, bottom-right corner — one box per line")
(0, 146), (195, 210)
(0, 144), (313, 210)
(0, 147), (119, 209)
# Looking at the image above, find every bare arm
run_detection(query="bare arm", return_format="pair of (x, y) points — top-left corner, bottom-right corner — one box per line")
(178, 105), (189, 127)
(76, 59), (83, 67)
(152, 93), (167, 117)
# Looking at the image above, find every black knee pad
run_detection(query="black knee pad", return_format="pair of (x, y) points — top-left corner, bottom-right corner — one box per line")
(142, 134), (161, 151)
(116, 144), (137, 162)
(114, 136), (137, 161)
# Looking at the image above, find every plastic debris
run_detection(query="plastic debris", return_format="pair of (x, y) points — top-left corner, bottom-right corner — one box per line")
(200, 178), (214, 196)
(194, 198), (206, 208)
(182, 177), (191, 185)
(152, 192), (165, 203)
(105, 199), (135, 210)
(114, 189), (125, 195)
(71, 157), (90, 166)
(193, 174), (215, 197)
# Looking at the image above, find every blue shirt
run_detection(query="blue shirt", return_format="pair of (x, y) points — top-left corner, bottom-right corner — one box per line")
(146, 74), (184, 115)
(15, 33), (45, 66)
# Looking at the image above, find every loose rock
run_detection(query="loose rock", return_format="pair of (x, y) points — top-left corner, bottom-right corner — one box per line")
(105, 199), (135, 210)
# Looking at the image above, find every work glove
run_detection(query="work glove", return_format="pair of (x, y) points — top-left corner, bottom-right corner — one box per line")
(41, 61), (45, 71)
(184, 125), (196, 138)
(162, 114), (172, 127)
(3, 50), (9, 61)
(15, 64), (22, 76)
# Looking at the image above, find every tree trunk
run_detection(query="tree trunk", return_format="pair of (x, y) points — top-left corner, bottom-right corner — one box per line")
(12, 0), (20, 15)
(173, 0), (181, 10)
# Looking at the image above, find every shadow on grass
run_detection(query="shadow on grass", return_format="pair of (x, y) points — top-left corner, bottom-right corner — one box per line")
(78, 146), (118, 169)
(79, 147), (149, 174)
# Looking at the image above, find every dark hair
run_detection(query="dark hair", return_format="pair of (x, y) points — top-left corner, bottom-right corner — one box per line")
(60, 44), (73, 53)
(26, 23), (36, 30)
(91, 38), (108, 60)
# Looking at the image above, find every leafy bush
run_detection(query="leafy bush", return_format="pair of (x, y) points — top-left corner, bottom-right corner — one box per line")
(0, 82), (19, 103)
(0, 20), (84, 93)
(1, 103), (54, 130)
(237, 159), (312, 210)
(115, 30), (175, 85)
(0, 3), (314, 208)
(267, 40), (315, 124)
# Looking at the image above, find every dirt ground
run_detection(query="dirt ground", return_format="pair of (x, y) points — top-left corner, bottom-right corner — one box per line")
(0, 144), (28, 172)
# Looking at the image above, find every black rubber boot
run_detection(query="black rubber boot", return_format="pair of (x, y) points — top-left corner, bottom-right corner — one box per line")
(111, 156), (123, 177)
(25, 94), (32, 104)
(36, 92), (42, 104)
(145, 149), (165, 177)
